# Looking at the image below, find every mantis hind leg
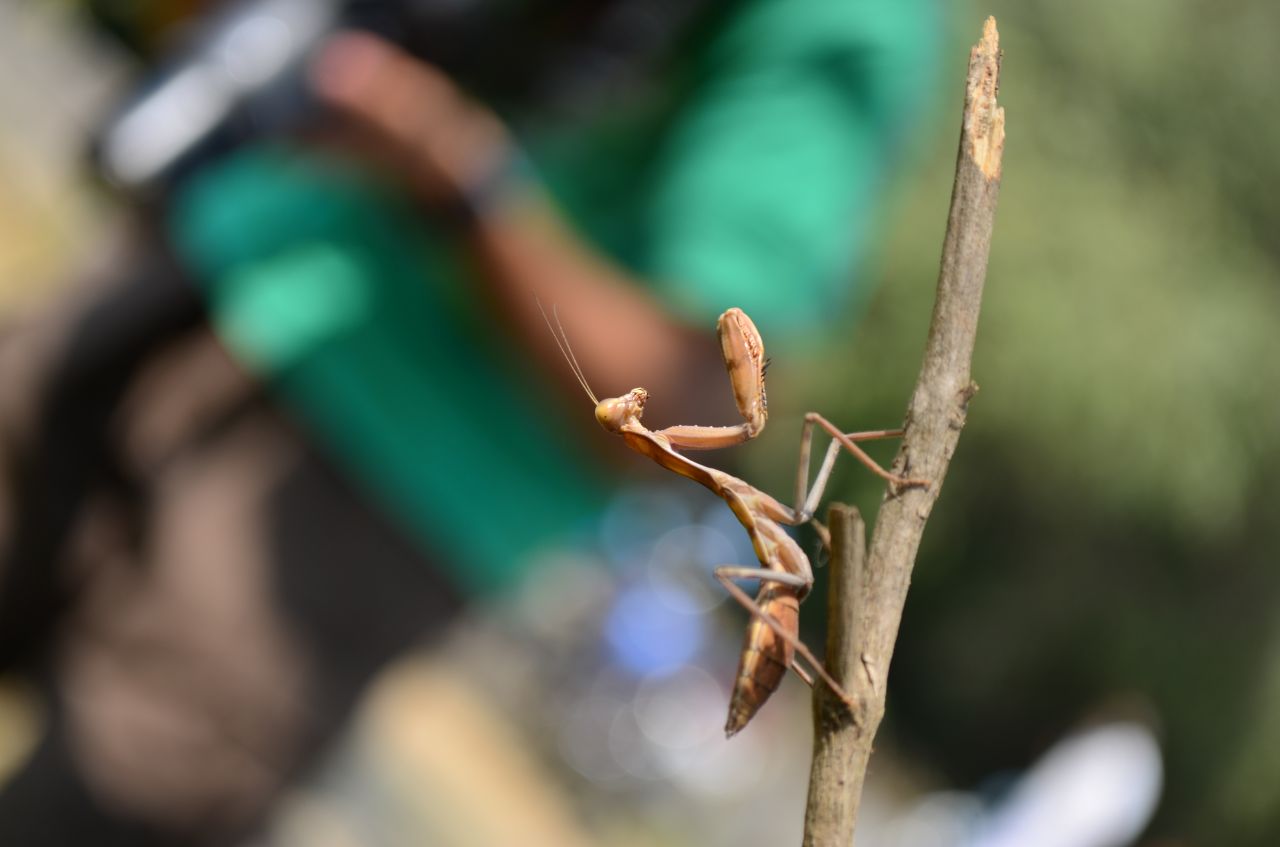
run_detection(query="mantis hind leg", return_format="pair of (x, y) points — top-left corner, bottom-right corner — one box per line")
(713, 566), (857, 713)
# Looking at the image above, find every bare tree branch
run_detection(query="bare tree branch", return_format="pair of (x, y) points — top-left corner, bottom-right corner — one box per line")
(803, 503), (870, 842)
(803, 17), (1005, 845)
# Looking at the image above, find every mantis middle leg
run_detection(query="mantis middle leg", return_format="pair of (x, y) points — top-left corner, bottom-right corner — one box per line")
(794, 416), (929, 525)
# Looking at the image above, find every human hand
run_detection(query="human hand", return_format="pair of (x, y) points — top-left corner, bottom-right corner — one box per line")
(309, 31), (519, 212)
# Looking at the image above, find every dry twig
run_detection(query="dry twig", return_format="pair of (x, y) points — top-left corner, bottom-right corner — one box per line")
(802, 17), (1005, 845)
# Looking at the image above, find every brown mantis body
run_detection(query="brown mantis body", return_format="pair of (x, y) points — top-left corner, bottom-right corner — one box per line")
(545, 306), (924, 736)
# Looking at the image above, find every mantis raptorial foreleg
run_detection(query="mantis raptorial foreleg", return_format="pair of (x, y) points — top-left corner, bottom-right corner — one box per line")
(714, 566), (857, 710)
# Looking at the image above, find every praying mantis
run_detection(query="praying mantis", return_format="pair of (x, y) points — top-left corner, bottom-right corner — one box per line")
(543, 305), (927, 736)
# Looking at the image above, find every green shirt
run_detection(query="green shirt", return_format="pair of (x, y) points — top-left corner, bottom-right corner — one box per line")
(170, 0), (940, 595)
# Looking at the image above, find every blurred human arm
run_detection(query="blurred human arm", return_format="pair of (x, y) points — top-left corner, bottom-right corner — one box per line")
(310, 32), (724, 423)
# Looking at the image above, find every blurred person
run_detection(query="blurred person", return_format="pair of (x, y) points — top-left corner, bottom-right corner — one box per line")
(0, 0), (940, 843)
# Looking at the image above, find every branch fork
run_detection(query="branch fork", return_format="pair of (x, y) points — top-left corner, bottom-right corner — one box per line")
(802, 17), (1005, 845)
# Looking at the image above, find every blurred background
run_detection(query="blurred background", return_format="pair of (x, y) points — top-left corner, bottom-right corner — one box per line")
(1, 1), (1278, 845)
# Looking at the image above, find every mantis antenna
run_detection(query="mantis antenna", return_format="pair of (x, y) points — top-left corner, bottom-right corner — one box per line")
(536, 299), (599, 405)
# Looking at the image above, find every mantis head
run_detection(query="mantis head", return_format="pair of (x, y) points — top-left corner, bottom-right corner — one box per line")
(595, 388), (647, 433)
(538, 299), (640, 433)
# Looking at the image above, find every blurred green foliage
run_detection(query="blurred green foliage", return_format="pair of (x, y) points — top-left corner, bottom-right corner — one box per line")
(747, 3), (1280, 844)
